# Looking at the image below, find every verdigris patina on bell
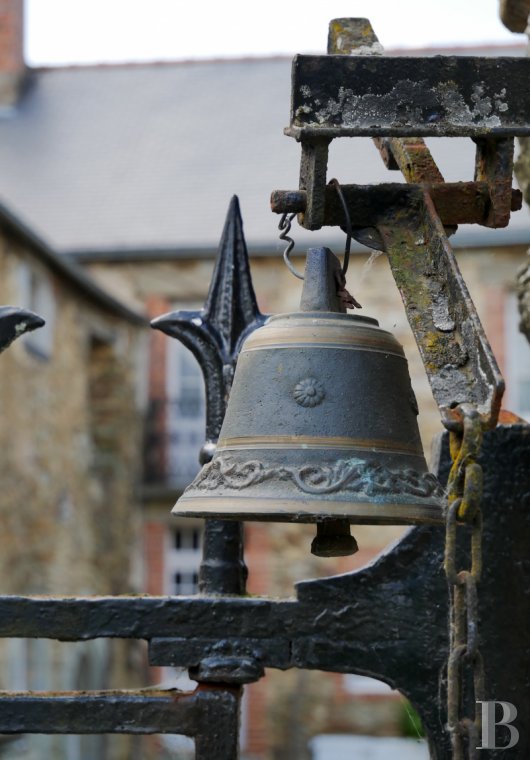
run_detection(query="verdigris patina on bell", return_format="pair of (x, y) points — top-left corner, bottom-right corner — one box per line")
(173, 247), (445, 527)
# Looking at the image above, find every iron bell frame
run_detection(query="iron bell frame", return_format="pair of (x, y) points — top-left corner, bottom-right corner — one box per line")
(0, 16), (526, 760)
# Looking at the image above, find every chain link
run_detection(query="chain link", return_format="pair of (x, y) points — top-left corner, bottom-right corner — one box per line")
(444, 403), (485, 760)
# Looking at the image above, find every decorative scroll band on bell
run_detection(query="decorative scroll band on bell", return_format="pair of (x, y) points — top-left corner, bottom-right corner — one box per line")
(186, 455), (443, 499)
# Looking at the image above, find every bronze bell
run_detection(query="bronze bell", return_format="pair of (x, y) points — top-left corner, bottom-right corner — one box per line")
(173, 247), (445, 556)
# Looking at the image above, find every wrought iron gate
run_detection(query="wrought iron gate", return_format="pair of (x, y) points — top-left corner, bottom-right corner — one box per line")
(0, 16), (529, 760)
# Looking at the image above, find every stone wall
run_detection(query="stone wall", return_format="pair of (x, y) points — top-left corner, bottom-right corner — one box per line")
(0, 228), (147, 759)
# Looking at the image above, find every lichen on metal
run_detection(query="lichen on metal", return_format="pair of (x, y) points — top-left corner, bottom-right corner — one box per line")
(287, 55), (530, 138)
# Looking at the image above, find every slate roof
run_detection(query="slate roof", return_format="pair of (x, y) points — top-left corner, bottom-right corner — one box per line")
(0, 44), (528, 256)
(0, 201), (146, 324)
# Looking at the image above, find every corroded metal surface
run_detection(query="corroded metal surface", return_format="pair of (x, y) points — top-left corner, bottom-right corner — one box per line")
(274, 17), (523, 240)
(271, 182), (522, 227)
(0, 687), (241, 759)
(327, 17), (384, 56)
(288, 55), (530, 138)
(0, 687), (239, 736)
(378, 190), (504, 430)
(474, 136), (515, 227)
(374, 136), (445, 183)
(328, 20), (445, 194)
(298, 139), (330, 230)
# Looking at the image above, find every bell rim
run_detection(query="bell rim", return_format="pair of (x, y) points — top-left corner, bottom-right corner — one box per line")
(172, 496), (445, 525)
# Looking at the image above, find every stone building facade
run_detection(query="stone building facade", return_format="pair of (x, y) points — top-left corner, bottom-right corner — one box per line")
(0, 205), (148, 759)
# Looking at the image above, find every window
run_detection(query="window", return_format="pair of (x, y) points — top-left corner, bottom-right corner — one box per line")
(343, 674), (395, 695)
(165, 338), (205, 486)
(17, 262), (56, 359)
(165, 523), (203, 595)
(505, 293), (530, 420)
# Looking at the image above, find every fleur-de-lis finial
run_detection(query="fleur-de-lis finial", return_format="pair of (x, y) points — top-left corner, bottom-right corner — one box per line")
(151, 197), (264, 595)
(152, 196), (265, 443)
(0, 306), (44, 353)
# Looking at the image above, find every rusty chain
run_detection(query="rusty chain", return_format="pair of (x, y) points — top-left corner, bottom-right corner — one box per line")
(444, 403), (485, 760)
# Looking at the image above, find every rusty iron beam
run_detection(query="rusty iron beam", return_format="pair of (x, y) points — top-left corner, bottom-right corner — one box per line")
(474, 136), (515, 227)
(298, 138), (331, 230)
(328, 19), (455, 245)
(270, 182), (522, 228)
(377, 190), (504, 430)
(288, 55), (530, 138)
(374, 136), (445, 183)
(0, 687), (240, 759)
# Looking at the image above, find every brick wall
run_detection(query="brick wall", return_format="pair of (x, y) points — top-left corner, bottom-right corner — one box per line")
(0, 0), (24, 106)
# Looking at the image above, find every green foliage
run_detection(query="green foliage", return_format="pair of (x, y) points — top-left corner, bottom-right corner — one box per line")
(399, 699), (425, 739)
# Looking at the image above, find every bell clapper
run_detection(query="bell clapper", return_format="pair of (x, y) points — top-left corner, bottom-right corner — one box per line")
(311, 520), (359, 558)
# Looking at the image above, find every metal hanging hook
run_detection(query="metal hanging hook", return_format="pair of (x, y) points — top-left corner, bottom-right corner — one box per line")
(278, 182), (358, 309)
(279, 212), (304, 280)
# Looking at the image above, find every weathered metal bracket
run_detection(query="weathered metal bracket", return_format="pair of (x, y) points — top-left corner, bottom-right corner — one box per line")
(274, 18), (524, 231)
(288, 55), (530, 140)
(272, 18), (512, 428)
(271, 182), (522, 228)
(378, 190), (504, 429)
(272, 193), (506, 433)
